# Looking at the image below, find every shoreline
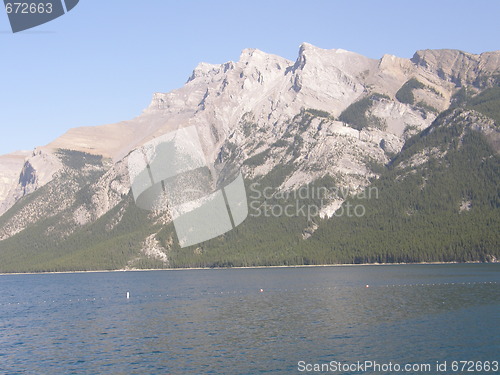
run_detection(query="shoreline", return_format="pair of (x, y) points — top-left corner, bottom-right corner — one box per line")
(0, 261), (496, 276)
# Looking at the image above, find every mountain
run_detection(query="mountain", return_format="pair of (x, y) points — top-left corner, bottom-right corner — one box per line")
(0, 43), (499, 272)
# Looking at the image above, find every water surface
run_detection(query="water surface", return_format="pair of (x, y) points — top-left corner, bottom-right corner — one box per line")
(0, 264), (498, 374)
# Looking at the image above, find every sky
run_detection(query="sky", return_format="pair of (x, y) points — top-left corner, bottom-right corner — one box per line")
(0, 0), (499, 155)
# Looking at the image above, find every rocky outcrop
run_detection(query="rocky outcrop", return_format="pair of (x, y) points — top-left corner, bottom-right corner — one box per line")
(0, 149), (62, 216)
(0, 151), (30, 212)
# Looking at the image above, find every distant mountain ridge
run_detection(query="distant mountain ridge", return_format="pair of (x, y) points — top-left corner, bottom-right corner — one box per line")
(0, 44), (499, 272)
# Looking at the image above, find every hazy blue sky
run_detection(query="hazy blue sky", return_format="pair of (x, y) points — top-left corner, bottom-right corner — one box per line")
(0, 0), (499, 155)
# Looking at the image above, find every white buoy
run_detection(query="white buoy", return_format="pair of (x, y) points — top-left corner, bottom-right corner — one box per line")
(126, 292), (130, 299)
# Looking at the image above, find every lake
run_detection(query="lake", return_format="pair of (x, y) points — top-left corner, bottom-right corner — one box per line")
(0, 264), (499, 374)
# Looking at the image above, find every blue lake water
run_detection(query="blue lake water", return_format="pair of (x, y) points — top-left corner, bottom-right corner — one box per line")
(0, 264), (499, 374)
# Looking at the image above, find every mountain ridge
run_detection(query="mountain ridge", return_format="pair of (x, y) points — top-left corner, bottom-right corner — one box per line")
(33, 45), (500, 158)
(0, 43), (499, 272)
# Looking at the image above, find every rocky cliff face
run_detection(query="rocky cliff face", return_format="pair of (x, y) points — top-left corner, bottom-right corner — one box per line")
(0, 44), (499, 270)
(0, 149), (61, 216)
(0, 151), (30, 208)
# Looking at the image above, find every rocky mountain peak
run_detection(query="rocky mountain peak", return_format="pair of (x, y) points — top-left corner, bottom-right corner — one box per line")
(239, 48), (273, 63)
(187, 61), (222, 82)
(411, 49), (500, 86)
(296, 42), (377, 74)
